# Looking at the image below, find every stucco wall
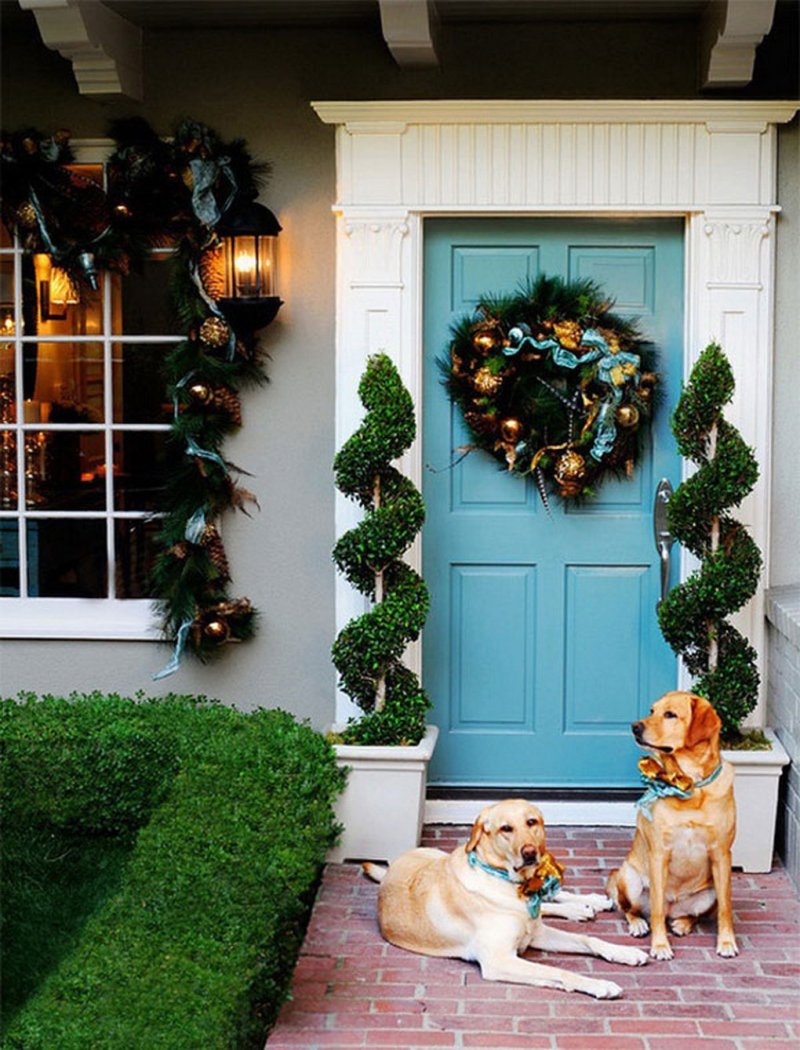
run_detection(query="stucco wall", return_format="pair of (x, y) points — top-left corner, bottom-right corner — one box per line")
(0, 14), (796, 726)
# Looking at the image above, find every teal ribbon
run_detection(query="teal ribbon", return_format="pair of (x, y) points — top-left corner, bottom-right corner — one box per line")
(184, 506), (207, 544)
(153, 618), (193, 680)
(635, 763), (724, 821)
(185, 435), (228, 473)
(466, 850), (561, 920)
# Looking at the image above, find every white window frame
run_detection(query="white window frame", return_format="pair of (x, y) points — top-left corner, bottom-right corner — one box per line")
(0, 140), (175, 640)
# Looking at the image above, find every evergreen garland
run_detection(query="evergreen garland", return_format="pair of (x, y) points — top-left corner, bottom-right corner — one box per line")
(1, 120), (275, 673)
(332, 354), (431, 746)
(658, 343), (762, 738)
(444, 275), (657, 501)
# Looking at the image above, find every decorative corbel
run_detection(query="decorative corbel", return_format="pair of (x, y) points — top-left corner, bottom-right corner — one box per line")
(701, 0), (777, 89)
(378, 0), (439, 68)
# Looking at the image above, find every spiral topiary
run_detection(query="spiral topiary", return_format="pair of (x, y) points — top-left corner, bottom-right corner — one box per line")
(657, 343), (762, 739)
(331, 353), (431, 746)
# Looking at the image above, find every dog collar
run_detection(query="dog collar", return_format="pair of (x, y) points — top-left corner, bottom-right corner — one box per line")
(635, 761), (724, 821)
(466, 850), (561, 919)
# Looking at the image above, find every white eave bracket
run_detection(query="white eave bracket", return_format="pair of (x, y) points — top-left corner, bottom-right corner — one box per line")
(701, 0), (777, 89)
(379, 0), (439, 68)
(20, 0), (143, 101)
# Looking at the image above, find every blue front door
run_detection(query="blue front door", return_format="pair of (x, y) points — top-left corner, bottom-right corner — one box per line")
(422, 218), (684, 786)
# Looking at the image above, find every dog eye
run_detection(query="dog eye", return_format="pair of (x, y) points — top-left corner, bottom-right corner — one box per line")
(500, 824), (514, 833)
(664, 711), (678, 719)
(526, 817), (539, 827)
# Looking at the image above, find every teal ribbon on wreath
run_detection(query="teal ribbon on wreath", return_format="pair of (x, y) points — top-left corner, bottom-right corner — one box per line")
(467, 850), (561, 920)
(635, 763), (723, 821)
(185, 435), (229, 473)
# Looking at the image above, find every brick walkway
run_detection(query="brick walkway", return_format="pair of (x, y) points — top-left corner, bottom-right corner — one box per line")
(266, 825), (800, 1050)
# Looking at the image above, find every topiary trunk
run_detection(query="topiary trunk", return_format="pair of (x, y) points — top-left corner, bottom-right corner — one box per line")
(657, 342), (762, 738)
(331, 353), (431, 745)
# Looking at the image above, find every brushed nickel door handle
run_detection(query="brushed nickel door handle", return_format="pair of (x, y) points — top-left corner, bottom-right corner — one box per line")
(653, 478), (675, 610)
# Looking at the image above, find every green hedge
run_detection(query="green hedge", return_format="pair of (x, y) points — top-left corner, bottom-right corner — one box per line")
(1, 693), (345, 1050)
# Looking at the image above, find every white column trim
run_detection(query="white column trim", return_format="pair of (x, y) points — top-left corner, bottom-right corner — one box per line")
(316, 100), (799, 728)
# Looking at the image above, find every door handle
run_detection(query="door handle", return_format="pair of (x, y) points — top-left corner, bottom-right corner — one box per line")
(653, 478), (675, 610)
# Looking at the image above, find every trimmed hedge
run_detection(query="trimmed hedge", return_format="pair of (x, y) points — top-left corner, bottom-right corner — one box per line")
(1, 693), (345, 1050)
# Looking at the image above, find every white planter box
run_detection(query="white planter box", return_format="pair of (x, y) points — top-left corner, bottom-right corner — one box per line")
(724, 728), (790, 873)
(328, 725), (439, 864)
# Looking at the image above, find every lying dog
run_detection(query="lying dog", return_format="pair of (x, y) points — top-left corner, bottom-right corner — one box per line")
(364, 798), (647, 998)
(606, 691), (737, 960)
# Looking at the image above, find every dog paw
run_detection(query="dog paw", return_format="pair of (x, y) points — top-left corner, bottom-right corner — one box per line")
(627, 917), (650, 938)
(670, 916), (695, 937)
(583, 893), (615, 912)
(613, 945), (649, 967)
(590, 979), (624, 999)
(716, 936), (739, 958)
(564, 903), (596, 921)
(649, 941), (674, 961)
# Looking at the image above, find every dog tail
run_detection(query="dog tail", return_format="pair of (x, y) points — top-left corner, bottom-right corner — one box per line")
(362, 862), (388, 883)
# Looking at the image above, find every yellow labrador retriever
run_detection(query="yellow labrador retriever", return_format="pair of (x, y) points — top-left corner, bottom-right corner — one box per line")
(606, 691), (737, 961)
(364, 798), (647, 999)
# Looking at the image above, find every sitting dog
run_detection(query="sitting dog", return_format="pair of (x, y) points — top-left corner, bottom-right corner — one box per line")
(364, 798), (647, 998)
(606, 690), (737, 960)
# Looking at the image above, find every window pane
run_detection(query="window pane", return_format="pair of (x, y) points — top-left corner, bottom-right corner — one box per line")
(113, 430), (176, 511)
(29, 430), (106, 511)
(1, 366), (15, 425)
(1, 431), (17, 508)
(0, 222), (12, 249)
(113, 343), (171, 423)
(115, 517), (159, 598)
(0, 520), (20, 596)
(26, 341), (104, 423)
(1, 256), (15, 341)
(25, 255), (103, 336)
(113, 255), (181, 335)
(27, 518), (107, 597)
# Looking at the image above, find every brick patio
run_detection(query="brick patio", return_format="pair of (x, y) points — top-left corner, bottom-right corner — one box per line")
(266, 824), (800, 1050)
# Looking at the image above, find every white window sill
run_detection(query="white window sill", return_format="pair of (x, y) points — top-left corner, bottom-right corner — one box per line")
(0, 599), (161, 640)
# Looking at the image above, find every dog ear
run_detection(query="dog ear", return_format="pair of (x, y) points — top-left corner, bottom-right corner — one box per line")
(686, 694), (722, 748)
(466, 808), (491, 851)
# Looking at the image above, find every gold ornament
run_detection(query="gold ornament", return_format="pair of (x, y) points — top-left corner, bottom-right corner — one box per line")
(203, 617), (231, 644)
(472, 330), (497, 352)
(553, 320), (583, 351)
(473, 366), (503, 396)
(500, 418), (523, 444)
(554, 450), (587, 497)
(199, 315), (231, 348)
(616, 404), (640, 429)
(198, 245), (226, 301)
(15, 202), (38, 229)
(188, 382), (214, 406)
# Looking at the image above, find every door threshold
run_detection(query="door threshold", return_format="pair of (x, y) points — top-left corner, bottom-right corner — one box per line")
(425, 788), (639, 827)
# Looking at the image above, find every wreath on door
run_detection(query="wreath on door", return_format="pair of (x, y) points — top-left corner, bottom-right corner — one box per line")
(443, 274), (658, 504)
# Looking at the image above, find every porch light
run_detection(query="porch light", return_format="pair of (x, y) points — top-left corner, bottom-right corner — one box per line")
(216, 194), (282, 335)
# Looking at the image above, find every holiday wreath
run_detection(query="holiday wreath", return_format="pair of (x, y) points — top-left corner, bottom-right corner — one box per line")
(444, 275), (657, 504)
(0, 119), (275, 674)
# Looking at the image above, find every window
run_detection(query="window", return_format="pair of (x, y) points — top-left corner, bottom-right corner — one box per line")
(0, 149), (179, 638)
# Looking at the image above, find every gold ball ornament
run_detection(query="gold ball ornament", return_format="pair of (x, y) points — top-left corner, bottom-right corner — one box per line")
(500, 418), (524, 444)
(203, 617), (231, 644)
(473, 366), (503, 396)
(473, 331), (497, 352)
(616, 404), (640, 429)
(554, 449), (587, 497)
(188, 381), (214, 407)
(16, 202), (38, 229)
(553, 320), (583, 351)
(199, 315), (232, 349)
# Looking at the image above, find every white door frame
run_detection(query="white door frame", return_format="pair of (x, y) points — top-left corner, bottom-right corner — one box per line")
(313, 100), (798, 819)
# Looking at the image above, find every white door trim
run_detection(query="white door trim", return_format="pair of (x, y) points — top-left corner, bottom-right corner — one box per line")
(312, 99), (799, 728)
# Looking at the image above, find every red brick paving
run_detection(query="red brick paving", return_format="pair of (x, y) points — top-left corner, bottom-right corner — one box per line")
(266, 826), (800, 1050)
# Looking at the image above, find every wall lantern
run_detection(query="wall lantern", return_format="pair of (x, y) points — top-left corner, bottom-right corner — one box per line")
(216, 195), (282, 337)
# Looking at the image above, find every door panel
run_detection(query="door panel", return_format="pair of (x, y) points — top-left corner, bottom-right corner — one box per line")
(422, 217), (684, 786)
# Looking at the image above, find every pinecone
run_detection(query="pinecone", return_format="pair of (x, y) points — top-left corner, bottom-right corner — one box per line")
(201, 524), (230, 580)
(198, 244), (226, 301)
(214, 386), (242, 426)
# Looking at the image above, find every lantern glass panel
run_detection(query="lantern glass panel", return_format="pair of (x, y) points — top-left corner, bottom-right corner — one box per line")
(223, 234), (276, 299)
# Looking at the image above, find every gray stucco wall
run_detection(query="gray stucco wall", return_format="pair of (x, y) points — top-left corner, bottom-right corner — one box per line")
(1, 14), (797, 726)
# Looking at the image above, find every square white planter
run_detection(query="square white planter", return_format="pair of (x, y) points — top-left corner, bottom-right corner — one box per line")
(328, 725), (439, 864)
(725, 728), (790, 873)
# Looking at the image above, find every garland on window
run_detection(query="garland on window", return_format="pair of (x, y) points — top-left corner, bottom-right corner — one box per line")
(1, 119), (275, 674)
(443, 275), (658, 505)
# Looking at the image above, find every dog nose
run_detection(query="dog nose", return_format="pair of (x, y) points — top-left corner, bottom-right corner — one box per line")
(632, 720), (644, 739)
(521, 845), (538, 864)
